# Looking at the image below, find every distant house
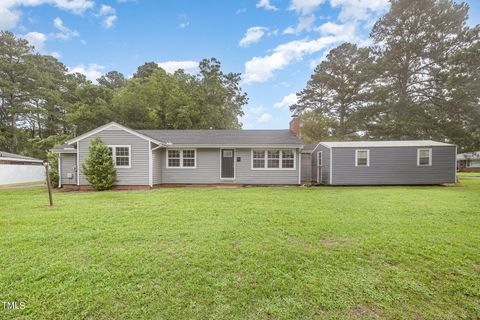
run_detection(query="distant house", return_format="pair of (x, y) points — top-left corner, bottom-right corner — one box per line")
(0, 151), (44, 185)
(51, 118), (457, 189)
(457, 151), (480, 172)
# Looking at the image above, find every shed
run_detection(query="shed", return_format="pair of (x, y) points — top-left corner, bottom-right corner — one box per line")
(311, 140), (456, 185)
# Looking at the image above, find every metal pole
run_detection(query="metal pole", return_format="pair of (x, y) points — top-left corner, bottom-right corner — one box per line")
(44, 161), (53, 206)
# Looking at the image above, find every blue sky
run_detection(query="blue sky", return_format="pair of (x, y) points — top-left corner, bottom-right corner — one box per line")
(3, 0), (479, 129)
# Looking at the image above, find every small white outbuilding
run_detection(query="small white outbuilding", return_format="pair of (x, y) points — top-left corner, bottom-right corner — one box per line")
(0, 151), (45, 185)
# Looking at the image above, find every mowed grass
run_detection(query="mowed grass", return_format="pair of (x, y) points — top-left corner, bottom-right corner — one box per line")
(457, 172), (480, 177)
(1, 180), (479, 319)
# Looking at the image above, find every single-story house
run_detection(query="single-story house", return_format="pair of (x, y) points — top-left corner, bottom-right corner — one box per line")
(52, 120), (303, 189)
(52, 118), (457, 189)
(457, 151), (480, 172)
(0, 151), (44, 185)
(311, 141), (456, 185)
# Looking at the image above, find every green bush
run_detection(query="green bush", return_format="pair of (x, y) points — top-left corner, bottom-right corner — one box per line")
(81, 138), (116, 191)
(47, 152), (59, 188)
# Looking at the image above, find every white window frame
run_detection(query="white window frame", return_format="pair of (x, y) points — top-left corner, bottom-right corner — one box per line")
(250, 149), (296, 170)
(166, 148), (197, 169)
(108, 145), (131, 169)
(417, 148), (432, 166)
(355, 149), (370, 167)
(317, 151), (322, 167)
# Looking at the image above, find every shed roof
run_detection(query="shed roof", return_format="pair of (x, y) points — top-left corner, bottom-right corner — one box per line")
(50, 143), (77, 153)
(457, 151), (480, 160)
(320, 140), (455, 148)
(301, 144), (318, 153)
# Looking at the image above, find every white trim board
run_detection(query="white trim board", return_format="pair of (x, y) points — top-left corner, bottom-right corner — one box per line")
(148, 142), (153, 187)
(77, 141), (80, 185)
(165, 144), (302, 148)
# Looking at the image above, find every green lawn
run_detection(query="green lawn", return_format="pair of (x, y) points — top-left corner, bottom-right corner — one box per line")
(457, 172), (480, 177)
(1, 180), (479, 319)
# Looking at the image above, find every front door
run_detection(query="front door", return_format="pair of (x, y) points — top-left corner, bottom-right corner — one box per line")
(221, 149), (235, 179)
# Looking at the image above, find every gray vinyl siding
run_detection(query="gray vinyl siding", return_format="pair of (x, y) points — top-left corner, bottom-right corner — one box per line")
(60, 153), (77, 185)
(159, 147), (300, 185)
(301, 153), (312, 183)
(78, 130), (149, 186)
(331, 146), (456, 185)
(311, 144), (330, 184)
(159, 148), (220, 184)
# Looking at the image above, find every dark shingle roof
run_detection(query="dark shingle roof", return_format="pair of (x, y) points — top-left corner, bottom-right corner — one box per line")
(0, 151), (42, 162)
(51, 143), (77, 153)
(137, 130), (303, 146)
(301, 144), (318, 153)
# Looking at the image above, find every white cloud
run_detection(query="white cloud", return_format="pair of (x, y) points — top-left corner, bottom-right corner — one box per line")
(0, 0), (94, 29)
(288, 0), (325, 14)
(98, 4), (115, 15)
(257, 113), (272, 122)
(274, 93), (298, 109)
(235, 8), (246, 15)
(283, 14), (315, 34)
(50, 51), (61, 58)
(330, 0), (389, 22)
(247, 106), (266, 115)
(0, 6), (21, 29)
(50, 0), (94, 13)
(102, 15), (117, 28)
(96, 4), (117, 29)
(52, 17), (79, 40)
(256, 0), (278, 11)
(178, 21), (189, 28)
(23, 31), (47, 51)
(68, 63), (105, 82)
(239, 26), (268, 47)
(317, 21), (356, 41)
(243, 36), (337, 83)
(157, 60), (198, 74)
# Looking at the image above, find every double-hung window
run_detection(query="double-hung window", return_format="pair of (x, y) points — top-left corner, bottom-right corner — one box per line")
(267, 150), (280, 168)
(252, 149), (296, 170)
(282, 150), (295, 168)
(167, 149), (196, 168)
(253, 150), (266, 168)
(417, 148), (432, 166)
(355, 149), (369, 167)
(108, 145), (131, 168)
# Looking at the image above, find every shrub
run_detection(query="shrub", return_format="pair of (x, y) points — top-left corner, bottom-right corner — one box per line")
(81, 138), (116, 191)
(47, 152), (59, 188)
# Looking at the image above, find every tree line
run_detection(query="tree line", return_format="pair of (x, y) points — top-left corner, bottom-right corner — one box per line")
(292, 0), (480, 152)
(0, 32), (247, 158)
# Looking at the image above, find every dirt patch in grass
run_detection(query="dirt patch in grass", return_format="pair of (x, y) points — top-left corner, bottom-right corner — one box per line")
(347, 305), (381, 319)
(286, 237), (348, 249)
(320, 239), (347, 247)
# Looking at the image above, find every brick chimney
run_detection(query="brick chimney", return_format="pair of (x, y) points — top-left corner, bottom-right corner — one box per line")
(289, 115), (301, 138)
